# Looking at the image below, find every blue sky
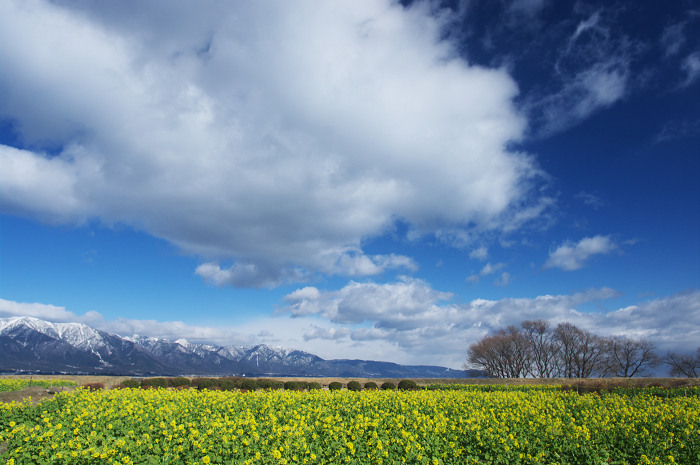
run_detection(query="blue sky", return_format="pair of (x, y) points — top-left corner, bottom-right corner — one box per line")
(1, 0), (698, 369)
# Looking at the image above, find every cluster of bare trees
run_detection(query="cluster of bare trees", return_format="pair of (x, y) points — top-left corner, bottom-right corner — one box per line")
(464, 319), (699, 378)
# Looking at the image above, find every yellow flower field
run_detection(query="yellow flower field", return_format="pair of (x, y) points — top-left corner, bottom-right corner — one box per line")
(0, 380), (76, 393)
(1, 387), (698, 464)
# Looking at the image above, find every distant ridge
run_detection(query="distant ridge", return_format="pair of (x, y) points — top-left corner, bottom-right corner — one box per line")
(0, 317), (485, 378)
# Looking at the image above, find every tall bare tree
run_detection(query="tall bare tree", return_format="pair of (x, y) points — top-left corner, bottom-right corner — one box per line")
(520, 319), (559, 378)
(602, 336), (661, 377)
(464, 326), (530, 378)
(553, 323), (606, 378)
(663, 348), (700, 378)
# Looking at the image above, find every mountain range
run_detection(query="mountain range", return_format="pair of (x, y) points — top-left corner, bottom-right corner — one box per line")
(0, 316), (479, 378)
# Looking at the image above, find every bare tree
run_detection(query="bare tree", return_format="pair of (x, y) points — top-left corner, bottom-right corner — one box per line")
(664, 348), (700, 378)
(602, 336), (661, 377)
(464, 326), (531, 378)
(521, 319), (559, 378)
(553, 323), (606, 378)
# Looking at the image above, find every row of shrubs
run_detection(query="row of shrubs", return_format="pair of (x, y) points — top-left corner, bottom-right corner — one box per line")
(108, 377), (420, 391)
(330, 380), (418, 391)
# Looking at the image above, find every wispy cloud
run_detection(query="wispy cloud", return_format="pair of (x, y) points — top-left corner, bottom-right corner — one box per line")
(543, 235), (617, 271)
(681, 52), (700, 87)
(523, 7), (646, 136)
(575, 191), (606, 209)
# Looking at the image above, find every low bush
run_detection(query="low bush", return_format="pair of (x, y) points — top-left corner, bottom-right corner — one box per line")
(347, 381), (362, 391)
(270, 381), (284, 390)
(329, 382), (343, 391)
(284, 381), (300, 390)
(398, 379), (417, 391)
(220, 379), (238, 391)
(364, 382), (378, 390)
(381, 382), (396, 390)
(196, 378), (218, 390)
(141, 378), (168, 389)
(190, 378), (210, 388)
(308, 382), (322, 390)
(169, 377), (191, 387)
(120, 380), (140, 389)
(240, 379), (257, 391)
(256, 379), (273, 389)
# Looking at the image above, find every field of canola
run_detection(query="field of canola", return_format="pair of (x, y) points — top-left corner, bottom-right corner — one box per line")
(0, 380), (76, 393)
(1, 386), (698, 465)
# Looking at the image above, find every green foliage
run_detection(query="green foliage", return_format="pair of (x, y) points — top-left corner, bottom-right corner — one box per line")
(196, 378), (218, 390)
(398, 379), (417, 391)
(120, 379), (140, 389)
(190, 377), (211, 388)
(240, 379), (257, 391)
(328, 381), (343, 391)
(381, 382), (396, 390)
(256, 378), (273, 390)
(346, 381), (362, 391)
(169, 377), (191, 387)
(141, 378), (168, 389)
(284, 381), (300, 390)
(307, 382), (322, 390)
(364, 382), (378, 390)
(220, 380), (238, 391)
(269, 381), (284, 390)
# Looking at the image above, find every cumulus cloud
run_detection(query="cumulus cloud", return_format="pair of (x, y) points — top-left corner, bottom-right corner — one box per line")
(4, 286), (698, 368)
(469, 246), (489, 260)
(543, 235), (617, 271)
(279, 279), (700, 366)
(0, 0), (548, 288)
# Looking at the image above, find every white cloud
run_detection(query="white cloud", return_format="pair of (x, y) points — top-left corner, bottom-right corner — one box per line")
(543, 235), (617, 271)
(526, 8), (643, 136)
(469, 246), (489, 260)
(494, 271), (511, 287)
(480, 262), (507, 276)
(681, 51), (700, 87)
(303, 326), (351, 341)
(661, 22), (686, 57)
(466, 274), (480, 284)
(0, 0), (549, 288)
(4, 286), (698, 369)
(278, 279), (699, 366)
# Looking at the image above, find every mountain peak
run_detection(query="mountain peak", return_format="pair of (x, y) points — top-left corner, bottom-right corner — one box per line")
(0, 316), (477, 378)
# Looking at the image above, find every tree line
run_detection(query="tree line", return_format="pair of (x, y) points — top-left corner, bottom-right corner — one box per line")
(463, 319), (700, 378)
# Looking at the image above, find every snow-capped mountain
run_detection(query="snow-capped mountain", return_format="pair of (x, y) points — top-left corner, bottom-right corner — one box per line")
(0, 316), (170, 374)
(0, 317), (476, 378)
